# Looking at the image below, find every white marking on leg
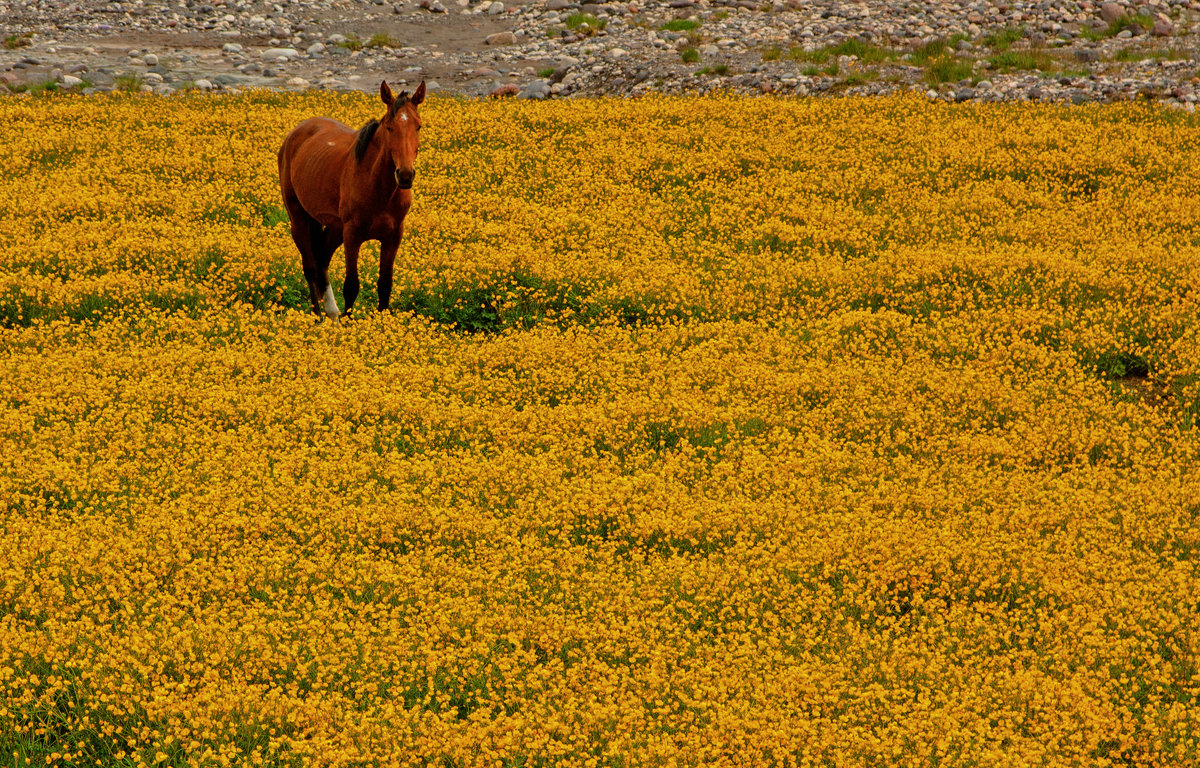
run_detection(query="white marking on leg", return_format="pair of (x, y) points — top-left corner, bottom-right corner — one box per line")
(323, 285), (340, 320)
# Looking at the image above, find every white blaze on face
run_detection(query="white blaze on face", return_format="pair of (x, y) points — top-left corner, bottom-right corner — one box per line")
(399, 113), (408, 122)
(323, 285), (340, 320)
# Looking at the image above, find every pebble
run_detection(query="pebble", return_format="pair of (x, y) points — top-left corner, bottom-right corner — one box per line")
(143, 53), (158, 66)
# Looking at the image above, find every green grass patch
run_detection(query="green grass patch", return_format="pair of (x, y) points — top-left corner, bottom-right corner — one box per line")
(681, 46), (700, 63)
(660, 19), (700, 32)
(827, 38), (891, 63)
(923, 54), (974, 85)
(113, 73), (144, 91)
(537, 66), (556, 78)
(1082, 14), (1156, 41)
(3, 32), (33, 49)
(802, 63), (840, 77)
(790, 39), (891, 65)
(987, 49), (1058, 72)
(762, 45), (781, 62)
(366, 33), (398, 48)
(1087, 350), (1151, 381)
(982, 26), (1025, 51)
(1112, 46), (1191, 63)
(839, 72), (876, 87)
(911, 35), (967, 66)
(566, 12), (606, 31)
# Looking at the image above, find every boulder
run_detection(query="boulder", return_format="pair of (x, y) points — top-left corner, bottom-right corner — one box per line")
(485, 31), (517, 45)
(1100, 2), (1126, 23)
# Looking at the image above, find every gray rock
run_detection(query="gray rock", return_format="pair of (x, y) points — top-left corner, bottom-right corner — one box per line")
(60, 74), (83, 87)
(261, 47), (299, 60)
(517, 78), (550, 99)
(485, 31), (517, 45)
(327, 34), (348, 44)
(143, 53), (159, 66)
(307, 42), (326, 55)
(547, 0), (572, 8)
(222, 42), (243, 53)
(487, 1), (505, 13)
(1153, 17), (1173, 37)
(955, 86), (974, 102)
(1100, 3), (1126, 24)
(194, 78), (214, 90)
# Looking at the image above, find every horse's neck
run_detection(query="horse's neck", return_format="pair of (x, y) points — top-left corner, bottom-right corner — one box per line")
(357, 143), (396, 201)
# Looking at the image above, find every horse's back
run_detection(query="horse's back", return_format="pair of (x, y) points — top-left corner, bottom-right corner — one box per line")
(279, 117), (354, 173)
(280, 117), (355, 224)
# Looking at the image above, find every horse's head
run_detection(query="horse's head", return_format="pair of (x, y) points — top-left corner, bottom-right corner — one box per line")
(378, 80), (425, 190)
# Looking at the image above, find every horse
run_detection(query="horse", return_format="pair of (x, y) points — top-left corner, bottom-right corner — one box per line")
(277, 80), (425, 320)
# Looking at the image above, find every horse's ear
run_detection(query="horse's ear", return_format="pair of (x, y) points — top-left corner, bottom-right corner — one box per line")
(380, 81), (395, 108)
(412, 80), (426, 107)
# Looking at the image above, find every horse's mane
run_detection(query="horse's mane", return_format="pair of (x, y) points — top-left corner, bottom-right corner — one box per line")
(353, 119), (379, 162)
(353, 94), (412, 163)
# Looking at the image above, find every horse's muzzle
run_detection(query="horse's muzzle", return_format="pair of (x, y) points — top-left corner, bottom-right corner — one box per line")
(395, 169), (415, 189)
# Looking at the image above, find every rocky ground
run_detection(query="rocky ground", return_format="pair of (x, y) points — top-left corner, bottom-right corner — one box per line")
(1, 0), (1199, 106)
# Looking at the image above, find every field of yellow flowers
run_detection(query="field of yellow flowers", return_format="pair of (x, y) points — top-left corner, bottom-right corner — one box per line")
(1, 90), (1199, 767)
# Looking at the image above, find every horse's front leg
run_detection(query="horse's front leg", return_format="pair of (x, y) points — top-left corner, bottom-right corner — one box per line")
(378, 227), (402, 312)
(341, 228), (363, 318)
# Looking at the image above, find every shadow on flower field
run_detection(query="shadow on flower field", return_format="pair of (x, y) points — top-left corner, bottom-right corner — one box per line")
(1, 92), (1199, 767)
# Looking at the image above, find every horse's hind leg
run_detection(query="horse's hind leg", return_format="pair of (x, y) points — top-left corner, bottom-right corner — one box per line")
(283, 197), (325, 315)
(309, 219), (340, 320)
(313, 224), (346, 319)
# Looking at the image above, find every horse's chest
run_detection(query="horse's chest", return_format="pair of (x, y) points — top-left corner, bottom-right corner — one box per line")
(364, 212), (401, 240)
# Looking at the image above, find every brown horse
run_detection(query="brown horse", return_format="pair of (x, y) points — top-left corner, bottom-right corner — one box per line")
(278, 80), (425, 319)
